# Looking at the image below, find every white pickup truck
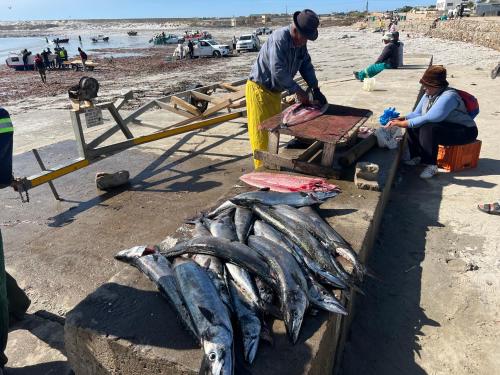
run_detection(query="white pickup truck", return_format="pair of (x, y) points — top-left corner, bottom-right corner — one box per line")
(193, 39), (231, 57)
(236, 34), (261, 52)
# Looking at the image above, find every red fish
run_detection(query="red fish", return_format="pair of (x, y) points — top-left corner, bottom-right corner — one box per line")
(280, 103), (329, 128)
(240, 172), (339, 193)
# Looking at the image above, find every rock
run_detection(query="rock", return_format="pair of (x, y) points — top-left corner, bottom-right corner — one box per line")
(95, 170), (130, 190)
(355, 162), (379, 180)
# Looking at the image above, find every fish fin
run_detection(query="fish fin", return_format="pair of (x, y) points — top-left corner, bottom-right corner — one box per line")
(363, 265), (382, 282)
(351, 284), (366, 296)
(198, 305), (217, 325)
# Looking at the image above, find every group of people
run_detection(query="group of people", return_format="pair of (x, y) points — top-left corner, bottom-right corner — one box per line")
(245, 8), (479, 182)
(30, 47), (88, 83)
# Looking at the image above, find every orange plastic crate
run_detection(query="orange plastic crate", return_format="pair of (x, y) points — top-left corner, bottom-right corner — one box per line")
(437, 140), (481, 172)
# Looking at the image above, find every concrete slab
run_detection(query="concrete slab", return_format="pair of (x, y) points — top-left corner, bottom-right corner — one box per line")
(63, 55), (431, 375)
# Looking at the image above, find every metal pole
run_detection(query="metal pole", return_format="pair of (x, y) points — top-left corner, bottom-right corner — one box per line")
(32, 149), (61, 200)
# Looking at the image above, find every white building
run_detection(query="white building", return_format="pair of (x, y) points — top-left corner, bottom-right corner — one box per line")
(476, 0), (500, 16)
(436, 0), (468, 11)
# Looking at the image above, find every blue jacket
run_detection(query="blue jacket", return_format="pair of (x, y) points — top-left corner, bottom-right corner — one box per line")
(0, 108), (13, 188)
(248, 25), (318, 93)
(406, 88), (476, 128)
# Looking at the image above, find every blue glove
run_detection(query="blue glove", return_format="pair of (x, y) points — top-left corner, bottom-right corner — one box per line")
(379, 107), (400, 126)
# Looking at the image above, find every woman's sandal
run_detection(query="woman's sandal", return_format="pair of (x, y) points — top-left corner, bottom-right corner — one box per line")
(477, 202), (500, 215)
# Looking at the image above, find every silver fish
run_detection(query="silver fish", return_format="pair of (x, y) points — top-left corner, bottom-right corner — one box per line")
(304, 269), (347, 315)
(234, 207), (254, 243)
(298, 206), (366, 277)
(247, 235), (309, 344)
(207, 200), (237, 218)
(252, 204), (340, 282)
(114, 246), (197, 339)
(230, 191), (337, 208)
(174, 258), (234, 375)
(225, 263), (260, 312)
(227, 279), (261, 364)
(203, 209), (238, 242)
(192, 254), (233, 312)
(190, 217), (212, 238)
(161, 236), (273, 286)
(253, 220), (347, 290)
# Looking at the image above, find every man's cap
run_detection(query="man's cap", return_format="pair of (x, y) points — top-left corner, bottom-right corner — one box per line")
(420, 65), (449, 88)
(293, 9), (320, 41)
(382, 33), (393, 41)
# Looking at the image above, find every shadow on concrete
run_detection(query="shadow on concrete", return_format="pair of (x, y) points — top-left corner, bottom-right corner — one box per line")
(6, 361), (72, 375)
(43, 128), (251, 227)
(340, 168), (442, 375)
(66, 278), (314, 374)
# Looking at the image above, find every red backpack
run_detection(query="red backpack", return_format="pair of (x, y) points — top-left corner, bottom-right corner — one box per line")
(455, 89), (479, 119)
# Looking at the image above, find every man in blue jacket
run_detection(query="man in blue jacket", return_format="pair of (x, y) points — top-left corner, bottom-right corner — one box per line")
(0, 107), (31, 372)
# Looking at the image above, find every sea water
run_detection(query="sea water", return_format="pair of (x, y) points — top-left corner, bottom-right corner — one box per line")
(0, 32), (161, 64)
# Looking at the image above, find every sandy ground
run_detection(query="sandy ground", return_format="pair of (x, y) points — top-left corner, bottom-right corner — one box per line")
(1, 22), (500, 374)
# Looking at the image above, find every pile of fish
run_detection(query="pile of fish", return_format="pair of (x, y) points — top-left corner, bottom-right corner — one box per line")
(115, 190), (366, 375)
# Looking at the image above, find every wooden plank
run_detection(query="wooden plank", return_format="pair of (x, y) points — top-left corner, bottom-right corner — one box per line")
(191, 91), (222, 104)
(229, 98), (246, 109)
(202, 99), (232, 117)
(321, 143), (336, 167)
(254, 150), (340, 178)
(220, 82), (240, 92)
(155, 100), (194, 118)
(296, 141), (323, 162)
(268, 131), (280, 154)
(170, 96), (201, 116)
(224, 89), (246, 102)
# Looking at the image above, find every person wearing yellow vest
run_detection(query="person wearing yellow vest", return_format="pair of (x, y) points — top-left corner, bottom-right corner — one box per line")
(246, 9), (327, 169)
(0, 107), (31, 372)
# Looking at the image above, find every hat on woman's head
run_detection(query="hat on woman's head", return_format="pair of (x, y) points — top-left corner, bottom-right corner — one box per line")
(420, 65), (449, 88)
(293, 9), (320, 41)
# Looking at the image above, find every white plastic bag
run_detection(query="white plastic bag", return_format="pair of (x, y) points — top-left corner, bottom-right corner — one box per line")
(375, 126), (402, 149)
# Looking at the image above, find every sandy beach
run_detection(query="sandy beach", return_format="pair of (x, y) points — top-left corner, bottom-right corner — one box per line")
(1, 18), (500, 374)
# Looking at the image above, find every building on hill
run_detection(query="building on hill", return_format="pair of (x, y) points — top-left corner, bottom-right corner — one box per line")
(436, 0), (468, 12)
(475, 0), (500, 16)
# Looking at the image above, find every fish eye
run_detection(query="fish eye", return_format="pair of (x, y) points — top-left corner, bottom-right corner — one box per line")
(208, 352), (217, 361)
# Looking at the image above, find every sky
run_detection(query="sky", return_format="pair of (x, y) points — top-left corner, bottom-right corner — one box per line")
(0, 0), (436, 21)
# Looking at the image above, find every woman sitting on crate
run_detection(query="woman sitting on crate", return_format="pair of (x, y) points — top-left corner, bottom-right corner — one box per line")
(387, 65), (479, 179)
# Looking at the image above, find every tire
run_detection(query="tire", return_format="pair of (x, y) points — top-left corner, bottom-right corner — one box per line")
(213, 51), (221, 58)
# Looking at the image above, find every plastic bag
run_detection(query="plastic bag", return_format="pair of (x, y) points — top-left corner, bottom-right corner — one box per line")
(375, 126), (402, 149)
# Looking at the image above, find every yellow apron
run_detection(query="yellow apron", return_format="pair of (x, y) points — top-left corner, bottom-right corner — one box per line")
(245, 80), (281, 169)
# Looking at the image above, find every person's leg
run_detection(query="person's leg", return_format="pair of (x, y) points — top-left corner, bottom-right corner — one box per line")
(0, 230), (9, 369)
(6, 272), (30, 322)
(245, 80), (281, 169)
(406, 127), (422, 159)
(356, 62), (389, 81)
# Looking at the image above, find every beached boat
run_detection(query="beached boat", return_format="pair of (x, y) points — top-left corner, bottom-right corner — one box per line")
(91, 35), (109, 43)
(5, 53), (36, 71)
(127, 31), (138, 36)
(53, 38), (69, 44)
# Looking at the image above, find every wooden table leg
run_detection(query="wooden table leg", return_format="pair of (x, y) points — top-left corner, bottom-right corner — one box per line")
(321, 142), (336, 167)
(268, 131), (280, 154)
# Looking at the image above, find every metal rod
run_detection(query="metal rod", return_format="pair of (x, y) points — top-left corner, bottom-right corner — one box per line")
(31, 149), (61, 200)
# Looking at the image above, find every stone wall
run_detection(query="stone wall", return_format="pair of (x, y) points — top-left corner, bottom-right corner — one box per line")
(400, 18), (500, 51)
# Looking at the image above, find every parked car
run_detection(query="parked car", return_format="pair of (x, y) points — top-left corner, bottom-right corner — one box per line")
(193, 39), (231, 57)
(236, 34), (261, 52)
(255, 27), (272, 35)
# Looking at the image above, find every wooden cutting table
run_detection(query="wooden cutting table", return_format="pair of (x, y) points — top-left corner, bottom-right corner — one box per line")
(254, 104), (372, 178)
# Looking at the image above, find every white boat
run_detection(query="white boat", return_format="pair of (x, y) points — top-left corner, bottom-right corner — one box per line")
(5, 53), (36, 70)
(91, 35), (109, 43)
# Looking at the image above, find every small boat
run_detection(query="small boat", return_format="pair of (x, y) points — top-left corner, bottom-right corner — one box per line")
(91, 35), (109, 43)
(127, 31), (138, 36)
(5, 53), (35, 71)
(53, 38), (69, 44)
